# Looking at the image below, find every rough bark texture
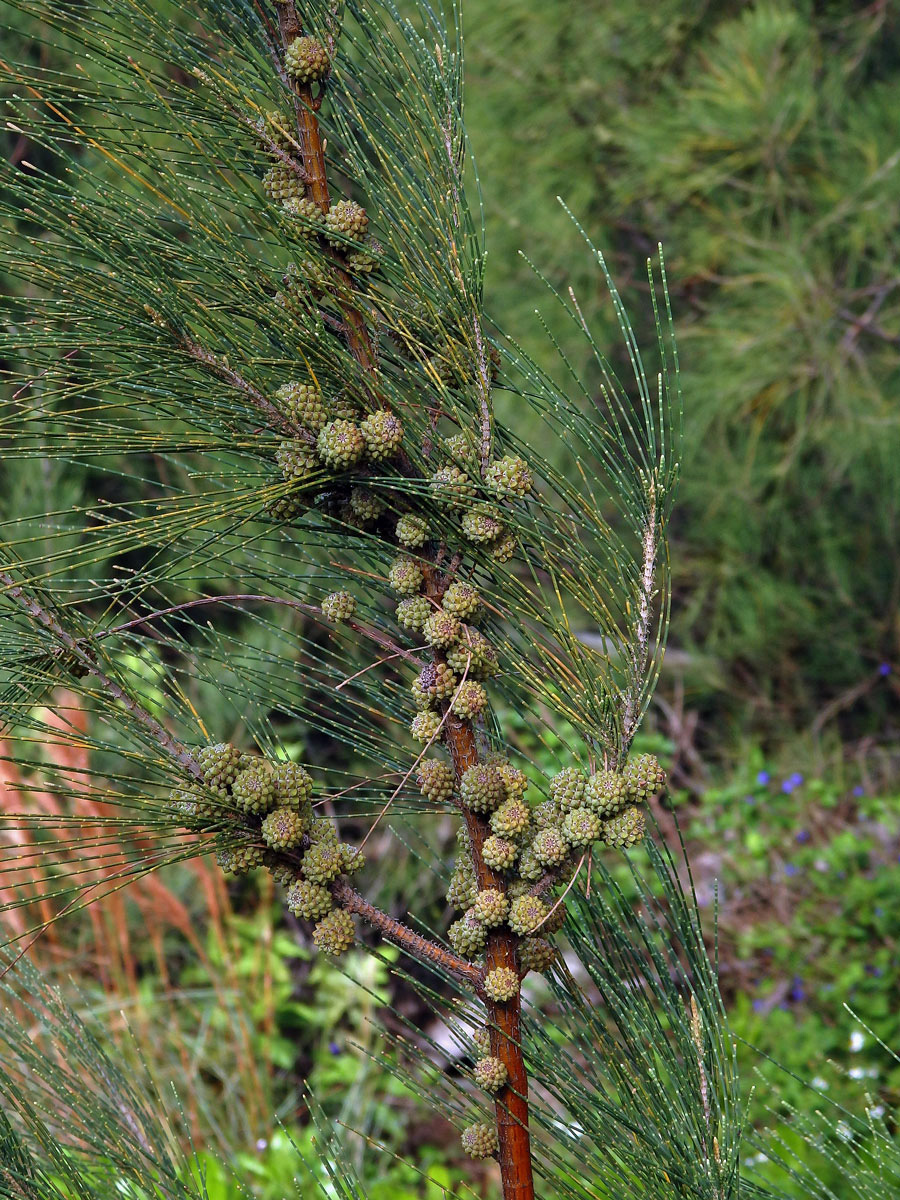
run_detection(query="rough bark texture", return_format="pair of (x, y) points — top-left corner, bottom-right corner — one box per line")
(446, 715), (535, 1200)
(272, 7), (535, 1195)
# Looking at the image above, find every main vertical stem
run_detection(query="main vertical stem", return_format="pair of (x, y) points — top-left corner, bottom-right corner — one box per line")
(446, 714), (536, 1200)
(270, 6), (534, 1194)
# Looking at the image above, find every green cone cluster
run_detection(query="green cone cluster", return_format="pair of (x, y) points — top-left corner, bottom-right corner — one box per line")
(169, 744), (362, 955)
(433, 754), (664, 975)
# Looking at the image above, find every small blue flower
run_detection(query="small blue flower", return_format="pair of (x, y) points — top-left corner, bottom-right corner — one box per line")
(752, 999), (766, 1013)
(329, 1040), (341, 1056)
(852, 785), (864, 797)
(796, 829), (810, 843)
(784, 863), (799, 877)
(756, 770), (771, 785)
(878, 662), (891, 676)
(789, 977), (805, 1002)
(743, 794), (756, 805)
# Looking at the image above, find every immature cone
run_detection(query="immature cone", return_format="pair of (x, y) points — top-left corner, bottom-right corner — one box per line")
(483, 965), (520, 1002)
(340, 844), (365, 874)
(260, 109), (295, 153)
(531, 825), (569, 867)
(197, 743), (243, 796)
(601, 804), (647, 848)
(285, 35), (330, 83)
(272, 761), (313, 808)
(313, 909), (355, 956)
(276, 440), (319, 484)
(508, 894), (549, 936)
(623, 752), (666, 800)
(473, 888), (509, 927)
(417, 661), (458, 700)
(410, 675), (433, 711)
(302, 841), (344, 883)
(447, 867), (477, 912)
(275, 380), (328, 431)
(472, 1026), (492, 1057)
(345, 246), (380, 274)
(262, 163), (304, 203)
(430, 465), (474, 506)
(461, 505), (504, 544)
(217, 841), (265, 876)
(519, 936), (557, 974)
(473, 1056), (508, 1093)
(423, 609), (460, 649)
(360, 410), (403, 460)
(485, 454), (533, 497)
(549, 766), (586, 811)
(396, 595), (430, 631)
(584, 770), (628, 817)
(263, 852), (297, 886)
(416, 759), (455, 803)
(261, 806), (307, 851)
(396, 513), (428, 548)
(388, 555), (424, 596)
(321, 590), (357, 621)
(446, 628), (498, 680)
(489, 532), (517, 563)
(441, 581), (481, 621)
(308, 818), (339, 845)
(481, 834), (518, 872)
(450, 680), (488, 720)
(317, 419), (365, 469)
(231, 764), (276, 814)
(562, 806), (602, 847)
(533, 800), (562, 829)
(448, 909), (487, 957)
(170, 786), (216, 824)
(443, 433), (473, 462)
(324, 199), (369, 245)
(492, 760), (528, 799)
(349, 487), (384, 523)
(461, 1123), (498, 1160)
(459, 764), (506, 813)
(516, 847), (544, 882)
(491, 796), (530, 837)
(286, 879), (333, 921)
(410, 710), (442, 743)
(281, 195), (324, 226)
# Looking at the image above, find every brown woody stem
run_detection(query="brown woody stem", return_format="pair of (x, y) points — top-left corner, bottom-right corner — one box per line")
(333, 879), (479, 987)
(273, 0), (379, 391)
(268, 9), (536, 1195)
(445, 713), (535, 1200)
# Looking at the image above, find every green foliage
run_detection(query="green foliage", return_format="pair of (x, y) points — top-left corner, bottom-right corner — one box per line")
(680, 767), (900, 1120)
(464, 0), (900, 745)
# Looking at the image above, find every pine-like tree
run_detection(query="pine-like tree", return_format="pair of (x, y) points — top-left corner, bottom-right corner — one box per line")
(3, 2), (880, 1198)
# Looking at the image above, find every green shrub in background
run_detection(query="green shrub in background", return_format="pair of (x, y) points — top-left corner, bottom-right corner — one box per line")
(465, 0), (900, 753)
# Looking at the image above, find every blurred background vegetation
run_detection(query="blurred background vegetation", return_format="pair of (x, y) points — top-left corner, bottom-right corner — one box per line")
(2, 0), (898, 1195)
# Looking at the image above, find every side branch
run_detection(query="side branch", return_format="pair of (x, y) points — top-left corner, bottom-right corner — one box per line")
(94, 594), (422, 668)
(273, 0), (379, 388)
(1, 571), (202, 780)
(333, 880), (480, 987)
(621, 482), (658, 751)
